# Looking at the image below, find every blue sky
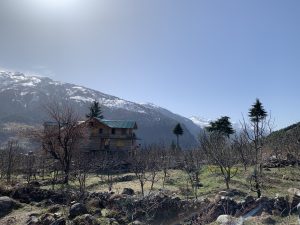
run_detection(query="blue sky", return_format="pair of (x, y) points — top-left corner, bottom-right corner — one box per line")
(0, 0), (300, 129)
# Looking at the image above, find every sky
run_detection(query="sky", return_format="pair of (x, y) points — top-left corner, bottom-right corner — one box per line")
(0, 0), (300, 129)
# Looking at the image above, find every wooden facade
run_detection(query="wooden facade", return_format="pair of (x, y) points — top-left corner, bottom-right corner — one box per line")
(80, 118), (138, 154)
(44, 118), (139, 155)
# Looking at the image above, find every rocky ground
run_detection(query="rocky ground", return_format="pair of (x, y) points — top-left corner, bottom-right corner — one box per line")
(1, 184), (300, 225)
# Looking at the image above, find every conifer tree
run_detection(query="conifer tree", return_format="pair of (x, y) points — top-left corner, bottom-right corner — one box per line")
(173, 123), (183, 149)
(86, 100), (104, 119)
(245, 98), (269, 198)
(206, 116), (234, 137)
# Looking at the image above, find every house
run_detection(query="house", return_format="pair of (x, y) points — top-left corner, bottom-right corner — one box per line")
(81, 117), (139, 154)
(44, 117), (139, 155)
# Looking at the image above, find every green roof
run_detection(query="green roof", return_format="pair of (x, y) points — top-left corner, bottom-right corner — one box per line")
(96, 119), (137, 129)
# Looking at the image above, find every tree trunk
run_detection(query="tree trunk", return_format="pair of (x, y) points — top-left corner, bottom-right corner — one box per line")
(225, 178), (230, 189)
(140, 181), (144, 197)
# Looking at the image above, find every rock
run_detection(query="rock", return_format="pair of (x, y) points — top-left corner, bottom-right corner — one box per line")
(288, 188), (300, 197)
(27, 216), (40, 225)
(273, 196), (289, 216)
(216, 215), (236, 224)
(29, 181), (41, 187)
(0, 196), (21, 217)
(69, 203), (88, 219)
(297, 203), (300, 216)
(218, 191), (228, 196)
(40, 213), (55, 225)
(261, 216), (276, 224)
(131, 220), (144, 225)
(50, 218), (66, 225)
(11, 186), (66, 204)
(53, 212), (62, 219)
(72, 214), (99, 225)
(121, 188), (135, 196)
(48, 204), (62, 213)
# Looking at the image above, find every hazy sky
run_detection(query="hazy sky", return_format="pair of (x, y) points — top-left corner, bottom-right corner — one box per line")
(0, 0), (300, 129)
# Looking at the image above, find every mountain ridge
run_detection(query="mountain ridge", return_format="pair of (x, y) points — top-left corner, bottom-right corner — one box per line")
(0, 70), (201, 147)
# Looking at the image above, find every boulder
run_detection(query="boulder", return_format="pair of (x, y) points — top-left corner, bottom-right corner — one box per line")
(216, 215), (237, 225)
(273, 197), (289, 216)
(297, 203), (300, 216)
(50, 218), (66, 225)
(27, 216), (40, 225)
(261, 216), (276, 224)
(72, 214), (99, 225)
(11, 186), (66, 204)
(69, 203), (88, 219)
(40, 213), (55, 225)
(0, 196), (21, 217)
(131, 220), (144, 225)
(48, 204), (62, 213)
(121, 188), (135, 196)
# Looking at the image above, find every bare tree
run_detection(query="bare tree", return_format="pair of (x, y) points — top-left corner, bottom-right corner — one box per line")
(147, 146), (160, 193)
(232, 132), (252, 171)
(130, 147), (149, 197)
(41, 102), (84, 184)
(23, 151), (37, 183)
(181, 149), (202, 199)
(73, 152), (95, 198)
(1, 140), (19, 183)
(199, 131), (239, 189)
(158, 146), (172, 188)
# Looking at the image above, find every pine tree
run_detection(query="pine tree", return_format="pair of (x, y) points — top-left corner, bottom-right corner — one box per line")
(173, 123), (183, 149)
(206, 116), (234, 137)
(86, 101), (104, 119)
(249, 98), (267, 123)
(247, 98), (268, 198)
(248, 98), (267, 169)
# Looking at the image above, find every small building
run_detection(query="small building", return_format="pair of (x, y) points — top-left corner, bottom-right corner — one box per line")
(44, 118), (139, 155)
(81, 118), (138, 154)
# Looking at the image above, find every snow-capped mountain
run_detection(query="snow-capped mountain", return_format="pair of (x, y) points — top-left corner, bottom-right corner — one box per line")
(0, 70), (201, 147)
(189, 116), (212, 129)
(190, 116), (242, 132)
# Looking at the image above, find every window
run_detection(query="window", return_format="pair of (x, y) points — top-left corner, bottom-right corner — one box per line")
(111, 128), (116, 135)
(99, 128), (103, 134)
(89, 122), (94, 127)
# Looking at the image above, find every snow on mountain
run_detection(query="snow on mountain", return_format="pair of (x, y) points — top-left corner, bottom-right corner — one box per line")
(190, 116), (242, 132)
(189, 116), (211, 129)
(0, 71), (148, 113)
(0, 70), (200, 147)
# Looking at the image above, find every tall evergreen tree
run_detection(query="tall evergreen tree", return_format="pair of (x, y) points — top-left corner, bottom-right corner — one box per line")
(86, 100), (104, 119)
(206, 116), (234, 137)
(173, 123), (184, 149)
(248, 98), (267, 168)
(247, 98), (268, 198)
(249, 98), (267, 123)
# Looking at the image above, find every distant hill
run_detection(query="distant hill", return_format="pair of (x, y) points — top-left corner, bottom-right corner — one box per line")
(0, 70), (202, 147)
(265, 122), (300, 156)
(267, 122), (300, 140)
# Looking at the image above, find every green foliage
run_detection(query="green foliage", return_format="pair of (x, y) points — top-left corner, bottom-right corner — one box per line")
(173, 123), (183, 136)
(206, 116), (234, 137)
(248, 98), (267, 123)
(86, 100), (104, 119)
(173, 123), (183, 148)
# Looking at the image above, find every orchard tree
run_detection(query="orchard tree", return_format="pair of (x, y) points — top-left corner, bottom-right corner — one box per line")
(242, 98), (271, 197)
(202, 116), (239, 189)
(173, 123), (183, 149)
(86, 100), (104, 119)
(41, 102), (85, 184)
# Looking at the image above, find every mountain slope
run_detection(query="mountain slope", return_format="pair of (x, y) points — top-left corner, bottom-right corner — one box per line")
(0, 71), (201, 147)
